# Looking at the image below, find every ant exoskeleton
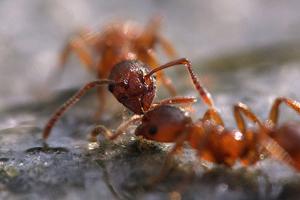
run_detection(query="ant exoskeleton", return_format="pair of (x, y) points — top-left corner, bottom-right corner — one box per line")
(43, 57), (212, 140)
(55, 17), (178, 113)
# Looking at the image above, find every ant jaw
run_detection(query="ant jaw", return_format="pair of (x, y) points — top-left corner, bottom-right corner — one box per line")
(135, 124), (149, 139)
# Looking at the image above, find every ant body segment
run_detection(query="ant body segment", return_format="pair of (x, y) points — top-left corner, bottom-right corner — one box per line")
(43, 58), (211, 140)
(56, 17), (178, 113)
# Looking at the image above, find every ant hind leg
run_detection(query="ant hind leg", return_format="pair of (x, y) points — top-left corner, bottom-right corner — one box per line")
(268, 97), (300, 126)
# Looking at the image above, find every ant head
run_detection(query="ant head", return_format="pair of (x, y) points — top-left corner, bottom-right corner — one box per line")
(108, 60), (156, 114)
(135, 105), (192, 143)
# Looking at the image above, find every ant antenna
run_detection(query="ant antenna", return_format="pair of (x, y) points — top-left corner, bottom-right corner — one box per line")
(145, 58), (214, 107)
(43, 79), (114, 140)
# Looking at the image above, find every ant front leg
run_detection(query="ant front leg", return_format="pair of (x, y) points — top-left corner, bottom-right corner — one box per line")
(89, 125), (113, 142)
(145, 58), (215, 108)
(109, 115), (143, 140)
(152, 96), (197, 108)
(202, 108), (224, 126)
(268, 97), (300, 126)
(89, 115), (142, 143)
(43, 80), (114, 140)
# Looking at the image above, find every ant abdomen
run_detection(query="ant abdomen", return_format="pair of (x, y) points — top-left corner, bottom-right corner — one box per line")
(271, 121), (300, 170)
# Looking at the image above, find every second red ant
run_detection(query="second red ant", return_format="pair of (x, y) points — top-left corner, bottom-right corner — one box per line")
(90, 74), (300, 171)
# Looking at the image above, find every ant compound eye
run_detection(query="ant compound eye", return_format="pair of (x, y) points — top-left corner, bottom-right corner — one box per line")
(148, 126), (158, 135)
(108, 84), (115, 92)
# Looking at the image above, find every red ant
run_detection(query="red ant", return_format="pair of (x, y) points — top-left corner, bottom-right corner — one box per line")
(133, 98), (300, 170)
(42, 58), (211, 140)
(55, 17), (178, 114)
(92, 74), (300, 171)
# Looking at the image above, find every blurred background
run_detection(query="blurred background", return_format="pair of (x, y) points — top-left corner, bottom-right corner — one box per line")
(1, 0), (300, 110)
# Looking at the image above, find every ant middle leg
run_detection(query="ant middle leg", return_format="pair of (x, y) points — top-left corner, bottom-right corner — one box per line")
(268, 97), (300, 126)
(233, 102), (264, 134)
(202, 108), (224, 126)
(59, 31), (96, 71)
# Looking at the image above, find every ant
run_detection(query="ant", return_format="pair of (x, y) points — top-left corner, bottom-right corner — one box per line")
(133, 98), (300, 170)
(43, 57), (211, 140)
(92, 72), (300, 171)
(55, 17), (178, 114)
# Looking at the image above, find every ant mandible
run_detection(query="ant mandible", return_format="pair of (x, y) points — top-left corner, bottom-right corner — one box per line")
(43, 57), (212, 140)
(56, 17), (178, 113)
(97, 73), (300, 170)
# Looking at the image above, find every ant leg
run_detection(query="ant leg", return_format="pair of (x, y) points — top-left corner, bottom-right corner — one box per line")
(109, 115), (142, 140)
(89, 125), (113, 142)
(145, 58), (215, 108)
(234, 103), (294, 165)
(90, 115), (142, 142)
(94, 87), (106, 120)
(202, 108), (224, 126)
(139, 15), (162, 47)
(157, 35), (177, 58)
(268, 97), (300, 126)
(144, 16), (177, 57)
(233, 102), (264, 133)
(59, 35), (95, 71)
(94, 69), (109, 119)
(152, 96), (197, 108)
(43, 80), (114, 140)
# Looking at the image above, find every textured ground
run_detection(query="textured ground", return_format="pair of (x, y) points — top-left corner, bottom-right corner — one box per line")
(1, 60), (300, 200)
